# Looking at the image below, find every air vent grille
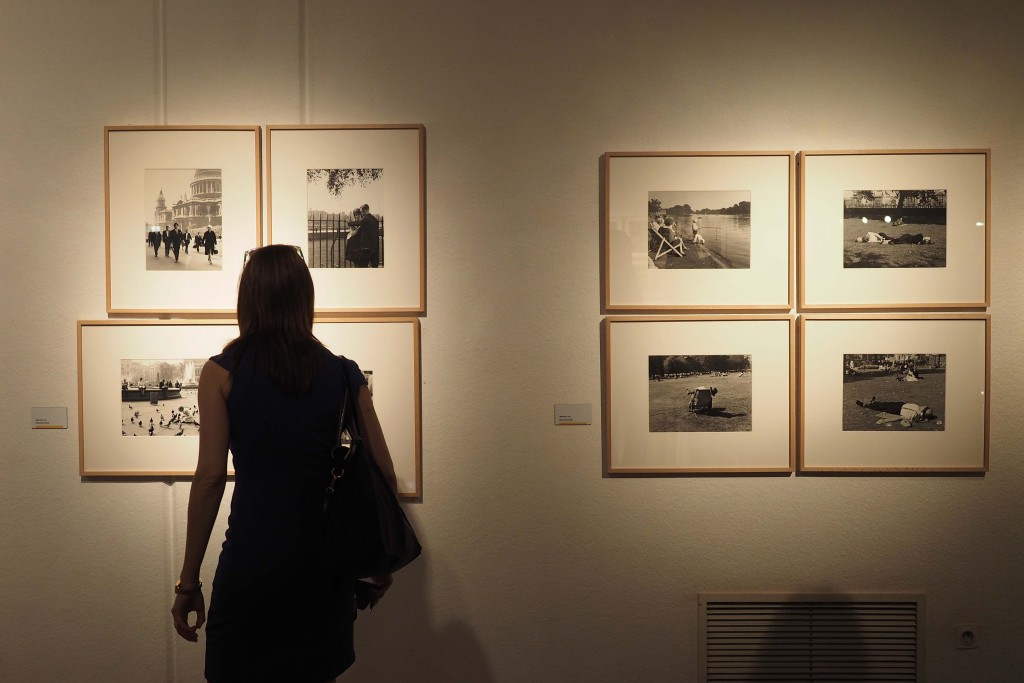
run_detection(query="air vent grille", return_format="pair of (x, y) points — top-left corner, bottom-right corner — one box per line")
(699, 593), (923, 682)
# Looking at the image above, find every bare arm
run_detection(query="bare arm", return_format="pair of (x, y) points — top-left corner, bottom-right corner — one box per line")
(171, 361), (231, 642)
(356, 385), (398, 495)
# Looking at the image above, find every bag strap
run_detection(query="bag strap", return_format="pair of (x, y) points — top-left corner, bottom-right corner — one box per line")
(324, 356), (364, 499)
(333, 360), (353, 449)
(337, 356), (364, 445)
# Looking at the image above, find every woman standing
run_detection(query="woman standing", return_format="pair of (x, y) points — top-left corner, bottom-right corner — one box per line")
(171, 245), (398, 682)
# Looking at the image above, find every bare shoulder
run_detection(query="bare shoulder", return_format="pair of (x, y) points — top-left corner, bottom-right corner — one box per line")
(200, 360), (231, 399)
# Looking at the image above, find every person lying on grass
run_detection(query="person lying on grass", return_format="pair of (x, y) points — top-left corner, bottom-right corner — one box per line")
(855, 396), (936, 427)
(855, 232), (932, 245)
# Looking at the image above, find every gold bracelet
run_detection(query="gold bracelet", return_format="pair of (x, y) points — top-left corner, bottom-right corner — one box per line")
(174, 578), (203, 595)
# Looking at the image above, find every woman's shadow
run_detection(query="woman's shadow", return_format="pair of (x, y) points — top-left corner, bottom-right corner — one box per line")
(344, 523), (495, 682)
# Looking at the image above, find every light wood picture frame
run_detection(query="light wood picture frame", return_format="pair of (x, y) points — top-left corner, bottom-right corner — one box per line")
(604, 316), (795, 474)
(267, 125), (426, 315)
(78, 318), (422, 497)
(799, 314), (989, 472)
(603, 152), (794, 311)
(104, 126), (262, 314)
(799, 149), (990, 310)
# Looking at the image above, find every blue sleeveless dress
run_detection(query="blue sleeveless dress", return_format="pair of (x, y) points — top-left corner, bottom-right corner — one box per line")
(204, 346), (366, 682)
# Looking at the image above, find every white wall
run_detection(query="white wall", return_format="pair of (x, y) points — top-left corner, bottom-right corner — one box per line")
(1, 1), (1022, 681)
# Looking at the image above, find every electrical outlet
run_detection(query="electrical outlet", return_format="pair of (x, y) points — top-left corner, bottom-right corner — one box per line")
(955, 623), (979, 649)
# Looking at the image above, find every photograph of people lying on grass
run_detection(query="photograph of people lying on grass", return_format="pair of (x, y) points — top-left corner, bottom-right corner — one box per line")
(843, 189), (946, 268)
(842, 353), (946, 431)
(648, 354), (752, 432)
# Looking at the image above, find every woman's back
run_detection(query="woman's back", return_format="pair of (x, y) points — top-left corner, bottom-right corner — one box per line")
(218, 345), (345, 484)
(205, 346), (364, 682)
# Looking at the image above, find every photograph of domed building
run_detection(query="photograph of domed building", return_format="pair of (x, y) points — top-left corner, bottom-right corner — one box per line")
(144, 168), (224, 271)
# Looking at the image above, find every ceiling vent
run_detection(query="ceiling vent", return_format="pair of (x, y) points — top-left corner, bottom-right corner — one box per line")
(699, 593), (923, 682)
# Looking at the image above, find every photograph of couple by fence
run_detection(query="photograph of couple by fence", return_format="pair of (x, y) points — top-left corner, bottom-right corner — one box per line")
(307, 168), (385, 269)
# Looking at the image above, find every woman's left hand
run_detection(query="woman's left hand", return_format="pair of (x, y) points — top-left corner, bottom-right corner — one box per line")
(368, 574), (393, 609)
(171, 590), (206, 642)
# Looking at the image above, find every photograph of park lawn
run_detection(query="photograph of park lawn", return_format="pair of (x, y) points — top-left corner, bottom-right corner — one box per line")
(842, 354), (946, 431)
(648, 354), (752, 432)
(843, 189), (947, 268)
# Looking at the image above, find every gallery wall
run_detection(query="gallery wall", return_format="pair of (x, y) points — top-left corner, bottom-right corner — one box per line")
(1, 0), (1022, 681)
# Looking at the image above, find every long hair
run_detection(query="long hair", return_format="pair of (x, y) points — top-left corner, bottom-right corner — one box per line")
(224, 245), (324, 395)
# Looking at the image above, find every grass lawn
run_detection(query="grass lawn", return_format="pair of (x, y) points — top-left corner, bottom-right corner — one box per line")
(842, 369), (946, 431)
(843, 218), (946, 268)
(649, 373), (752, 432)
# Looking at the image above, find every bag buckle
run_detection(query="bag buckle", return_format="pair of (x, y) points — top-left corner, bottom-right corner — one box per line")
(325, 466), (345, 495)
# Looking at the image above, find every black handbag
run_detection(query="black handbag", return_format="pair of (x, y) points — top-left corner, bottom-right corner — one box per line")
(322, 357), (421, 578)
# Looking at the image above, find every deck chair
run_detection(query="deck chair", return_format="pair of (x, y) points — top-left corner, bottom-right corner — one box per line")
(648, 226), (687, 260)
(687, 386), (718, 413)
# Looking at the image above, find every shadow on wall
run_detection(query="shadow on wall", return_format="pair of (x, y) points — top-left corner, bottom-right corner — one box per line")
(347, 547), (495, 682)
(706, 590), (917, 682)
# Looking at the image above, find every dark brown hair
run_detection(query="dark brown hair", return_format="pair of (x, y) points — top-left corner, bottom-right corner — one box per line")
(224, 245), (323, 395)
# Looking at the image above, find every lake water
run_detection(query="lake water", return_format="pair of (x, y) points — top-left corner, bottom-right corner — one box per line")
(690, 214), (751, 268)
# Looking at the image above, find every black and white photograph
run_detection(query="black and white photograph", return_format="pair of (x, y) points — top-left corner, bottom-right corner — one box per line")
(606, 317), (793, 472)
(842, 353), (946, 432)
(801, 315), (986, 471)
(604, 153), (792, 310)
(648, 354), (752, 432)
(306, 168), (384, 269)
(266, 125), (425, 313)
(843, 189), (947, 268)
(647, 190), (751, 270)
(120, 358), (206, 437)
(144, 169), (223, 271)
(81, 318), (421, 483)
(105, 126), (261, 313)
(800, 151), (987, 309)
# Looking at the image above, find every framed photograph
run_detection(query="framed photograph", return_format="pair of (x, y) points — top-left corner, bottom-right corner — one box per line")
(105, 126), (262, 314)
(603, 152), (794, 311)
(799, 150), (990, 309)
(267, 125), (426, 314)
(800, 315), (989, 472)
(604, 316), (794, 473)
(78, 318), (422, 497)
(315, 318), (421, 497)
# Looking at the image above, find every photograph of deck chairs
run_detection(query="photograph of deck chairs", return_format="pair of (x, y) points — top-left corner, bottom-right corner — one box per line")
(104, 126), (262, 314)
(647, 191), (751, 270)
(267, 125), (426, 314)
(800, 315), (989, 472)
(604, 151), (793, 311)
(800, 150), (989, 309)
(604, 316), (794, 473)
